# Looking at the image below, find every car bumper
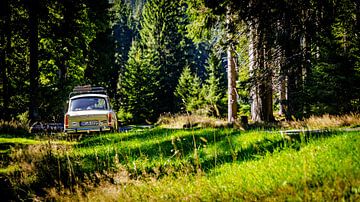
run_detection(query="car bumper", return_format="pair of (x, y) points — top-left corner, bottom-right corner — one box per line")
(65, 126), (113, 133)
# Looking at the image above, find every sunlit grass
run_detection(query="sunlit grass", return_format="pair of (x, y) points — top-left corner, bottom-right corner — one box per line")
(0, 137), (76, 145)
(77, 131), (360, 201)
(0, 125), (359, 200)
(0, 165), (20, 174)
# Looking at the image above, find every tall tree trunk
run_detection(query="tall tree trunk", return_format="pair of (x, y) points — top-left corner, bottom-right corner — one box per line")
(276, 41), (286, 116)
(356, 1), (360, 33)
(278, 75), (287, 116)
(263, 44), (274, 122)
(226, 6), (237, 124)
(0, 0), (10, 120)
(28, 1), (40, 121)
(249, 23), (274, 122)
(249, 23), (261, 122)
(302, 2), (311, 116)
(227, 46), (237, 123)
(282, 8), (303, 120)
(58, 0), (71, 100)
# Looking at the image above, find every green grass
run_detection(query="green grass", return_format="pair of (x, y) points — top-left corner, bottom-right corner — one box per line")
(0, 128), (359, 201)
(0, 165), (20, 174)
(79, 131), (360, 201)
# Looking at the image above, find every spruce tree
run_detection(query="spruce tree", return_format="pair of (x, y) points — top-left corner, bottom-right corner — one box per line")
(118, 40), (160, 123)
(142, 0), (187, 112)
(202, 52), (226, 117)
(174, 66), (202, 113)
(119, 0), (187, 123)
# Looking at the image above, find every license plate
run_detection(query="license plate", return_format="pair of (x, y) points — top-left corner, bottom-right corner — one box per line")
(80, 121), (99, 126)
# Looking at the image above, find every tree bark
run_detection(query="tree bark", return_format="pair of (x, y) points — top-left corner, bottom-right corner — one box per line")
(227, 46), (237, 123)
(278, 75), (287, 116)
(249, 22), (274, 123)
(0, 0), (10, 120)
(355, 1), (360, 33)
(28, 0), (40, 121)
(226, 6), (237, 124)
(249, 23), (261, 122)
(262, 44), (274, 122)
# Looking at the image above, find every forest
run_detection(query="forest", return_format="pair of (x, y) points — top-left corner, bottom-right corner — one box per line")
(1, 0), (360, 124)
(1, 0), (360, 200)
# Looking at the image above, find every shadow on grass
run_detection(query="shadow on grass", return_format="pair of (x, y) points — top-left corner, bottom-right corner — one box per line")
(77, 128), (234, 148)
(76, 128), (240, 165)
(1, 128), (341, 200)
(200, 130), (337, 173)
(74, 129), (338, 176)
(83, 129), (339, 175)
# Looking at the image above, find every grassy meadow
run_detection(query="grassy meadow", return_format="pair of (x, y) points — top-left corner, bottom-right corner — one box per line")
(0, 116), (360, 201)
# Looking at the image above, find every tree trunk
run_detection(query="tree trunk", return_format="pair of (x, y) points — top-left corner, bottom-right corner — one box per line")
(262, 44), (274, 122)
(249, 23), (261, 122)
(278, 75), (287, 116)
(227, 46), (237, 123)
(249, 23), (274, 123)
(226, 6), (237, 124)
(0, 0), (10, 120)
(28, 1), (40, 121)
(355, 1), (360, 33)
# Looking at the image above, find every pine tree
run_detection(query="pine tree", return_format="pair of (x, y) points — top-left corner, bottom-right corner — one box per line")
(118, 40), (160, 123)
(118, 0), (187, 123)
(174, 66), (203, 113)
(140, 0), (186, 114)
(202, 52), (226, 117)
(111, 0), (136, 110)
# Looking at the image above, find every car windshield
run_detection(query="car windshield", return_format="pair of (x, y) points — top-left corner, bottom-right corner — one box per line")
(70, 97), (107, 111)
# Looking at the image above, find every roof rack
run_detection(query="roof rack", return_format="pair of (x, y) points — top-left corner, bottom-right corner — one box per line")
(69, 85), (107, 98)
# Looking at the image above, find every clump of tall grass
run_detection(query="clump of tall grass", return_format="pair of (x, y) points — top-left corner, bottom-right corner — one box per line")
(157, 114), (229, 129)
(282, 113), (360, 129)
(0, 119), (29, 136)
(0, 136), (78, 200)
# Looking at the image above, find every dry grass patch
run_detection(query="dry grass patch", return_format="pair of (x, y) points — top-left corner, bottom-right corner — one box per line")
(0, 119), (29, 135)
(157, 114), (229, 129)
(281, 113), (360, 129)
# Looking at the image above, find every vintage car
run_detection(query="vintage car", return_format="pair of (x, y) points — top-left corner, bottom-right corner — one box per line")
(64, 86), (118, 133)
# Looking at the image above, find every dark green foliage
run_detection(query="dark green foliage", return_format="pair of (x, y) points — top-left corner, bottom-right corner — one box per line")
(0, 0), (133, 122)
(118, 0), (190, 123)
(84, 0), (116, 98)
(304, 0), (360, 115)
(1, 0), (360, 125)
(118, 41), (160, 123)
(111, 0), (136, 109)
(174, 53), (226, 116)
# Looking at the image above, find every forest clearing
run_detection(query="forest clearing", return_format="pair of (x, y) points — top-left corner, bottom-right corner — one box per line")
(1, 114), (360, 200)
(1, 0), (360, 200)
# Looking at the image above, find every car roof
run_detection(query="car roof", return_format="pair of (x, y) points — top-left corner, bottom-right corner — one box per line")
(70, 94), (109, 100)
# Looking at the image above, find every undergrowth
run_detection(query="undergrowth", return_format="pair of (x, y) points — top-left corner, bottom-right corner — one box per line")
(0, 119), (29, 136)
(157, 113), (360, 130)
